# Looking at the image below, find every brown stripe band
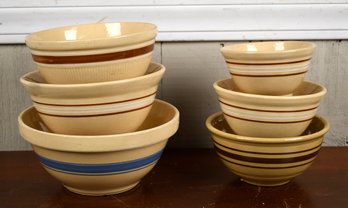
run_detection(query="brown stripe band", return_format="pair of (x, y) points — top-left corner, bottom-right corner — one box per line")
(219, 100), (318, 113)
(223, 113), (313, 124)
(219, 156), (315, 170)
(213, 140), (322, 156)
(226, 58), (311, 66)
(230, 70), (307, 77)
(214, 145), (320, 165)
(33, 91), (157, 107)
(32, 44), (154, 64)
(37, 102), (153, 117)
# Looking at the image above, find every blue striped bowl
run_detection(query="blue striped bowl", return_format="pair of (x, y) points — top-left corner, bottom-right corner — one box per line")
(206, 112), (329, 186)
(18, 99), (179, 195)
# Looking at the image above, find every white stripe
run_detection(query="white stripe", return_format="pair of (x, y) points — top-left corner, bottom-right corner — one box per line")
(34, 94), (155, 116)
(220, 102), (317, 122)
(227, 61), (310, 75)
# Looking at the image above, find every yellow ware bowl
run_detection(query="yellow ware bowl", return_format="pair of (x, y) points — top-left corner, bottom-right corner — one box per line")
(213, 79), (326, 138)
(25, 22), (157, 84)
(18, 100), (179, 196)
(220, 41), (315, 64)
(221, 41), (315, 95)
(206, 112), (329, 186)
(20, 62), (165, 135)
(226, 60), (310, 95)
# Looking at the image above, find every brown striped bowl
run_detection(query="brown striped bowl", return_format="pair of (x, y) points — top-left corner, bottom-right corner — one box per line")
(206, 112), (329, 186)
(18, 100), (179, 195)
(213, 79), (326, 138)
(20, 62), (165, 135)
(221, 41), (315, 95)
(25, 22), (157, 84)
(226, 59), (310, 95)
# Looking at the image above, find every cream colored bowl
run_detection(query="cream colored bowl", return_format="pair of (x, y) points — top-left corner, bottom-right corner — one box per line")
(26, 22), (157, 83)
(206, 112), (329, 186)
(18, 100), (179, 196)
(20, 62), (165, 135)
(221, 41), (315, 64)
(213, 79), (326, 138)
(226, 60), (310, 95)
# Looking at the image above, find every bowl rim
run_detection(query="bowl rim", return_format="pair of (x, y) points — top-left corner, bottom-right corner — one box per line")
(213, 79), (327, 101)
(18, 99), (179, 152)
(220, 41), (316, 55)
(206, 112), (329, 144)
(25, 22), (157, 51)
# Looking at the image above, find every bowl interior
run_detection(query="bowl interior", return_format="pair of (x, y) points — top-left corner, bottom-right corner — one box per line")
(27, 22), (156, 42)
(210, 113), (326, 142)
(19, 100), (179, 152)
(22, 100), (176, 135)
(218, 79), (324, 97)
(223, 41), (314, 54)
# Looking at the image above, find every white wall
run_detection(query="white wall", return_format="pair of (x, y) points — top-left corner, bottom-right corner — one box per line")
(1, 41), (348, 150)
(1, 1), (348, 42)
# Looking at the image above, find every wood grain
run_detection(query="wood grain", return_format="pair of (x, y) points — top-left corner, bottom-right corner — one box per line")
(0, 45), (34, 150)
(161, 42), (229, 148)
(306, 41), (348, 146)
(0, 147), (347, 208)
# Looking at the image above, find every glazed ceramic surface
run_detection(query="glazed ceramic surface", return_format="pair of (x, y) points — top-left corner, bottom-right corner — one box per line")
(18, 100), (179, 195)
(206, 112), (329, 186)
(20, 62), (165, 135)
(226, 60), (310, 95)
(25, 22), (157, 83)
(221, 41), (315, 64)
(213, 79), (326, 137)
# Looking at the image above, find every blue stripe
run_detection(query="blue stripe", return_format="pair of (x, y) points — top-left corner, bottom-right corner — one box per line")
(37, 149), (163, 175)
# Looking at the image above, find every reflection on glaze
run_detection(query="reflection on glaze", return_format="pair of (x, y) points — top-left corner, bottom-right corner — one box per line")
(246, 44), (257, 52)
(64, 28), (77, 40)
(105, 23), (122, 37)
(275, 42), (285, 51)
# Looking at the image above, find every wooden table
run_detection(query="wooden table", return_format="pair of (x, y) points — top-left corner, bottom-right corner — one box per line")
(1, 147), (347, 208)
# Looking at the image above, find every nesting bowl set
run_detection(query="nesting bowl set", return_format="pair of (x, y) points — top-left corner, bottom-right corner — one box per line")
(17, 23), (330, 196)
(18, 22), (179, 196)
(206, 41), (330, 186)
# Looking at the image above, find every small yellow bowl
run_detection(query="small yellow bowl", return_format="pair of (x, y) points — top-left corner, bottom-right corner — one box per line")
(26, 22), (157, 84)
(226, 60), (310, 95)
(220, 41), (315, 95)
(206, 112), (329, 186)
(213, 79), (326, 138)
(20, 62), (165, 135)
(18, 100), (179, 196)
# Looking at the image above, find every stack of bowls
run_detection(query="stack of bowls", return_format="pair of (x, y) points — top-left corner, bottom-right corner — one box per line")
(206, 41), (329, 186)
(18, 22), (179, 196)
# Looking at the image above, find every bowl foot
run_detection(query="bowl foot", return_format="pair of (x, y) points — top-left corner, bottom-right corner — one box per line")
(241, 178), (291, 187)
(63, 182), (140, 196)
